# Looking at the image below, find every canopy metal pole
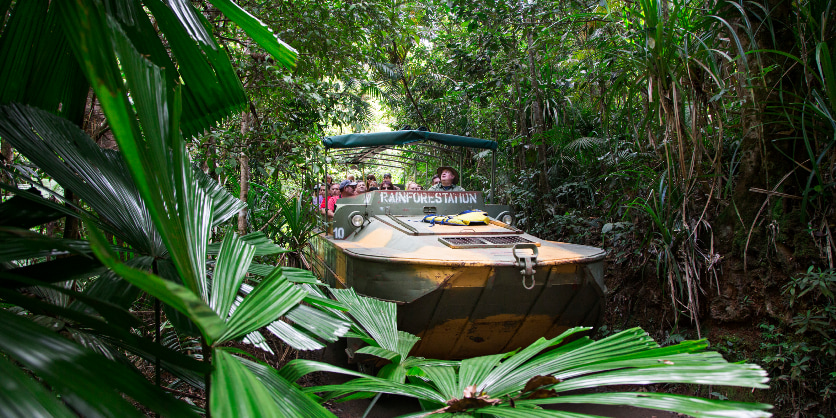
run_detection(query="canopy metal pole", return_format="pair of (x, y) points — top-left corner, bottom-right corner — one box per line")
(459, 146), (464, 190)
(324, 148), (329, 223)
(491, 149), (496, 204)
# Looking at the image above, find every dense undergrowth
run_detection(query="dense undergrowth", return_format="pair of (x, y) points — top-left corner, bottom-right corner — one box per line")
(500, 155), (835, 416)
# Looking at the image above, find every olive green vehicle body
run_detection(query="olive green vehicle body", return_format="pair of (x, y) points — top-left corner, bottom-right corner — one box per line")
(311, 190), (606, 359)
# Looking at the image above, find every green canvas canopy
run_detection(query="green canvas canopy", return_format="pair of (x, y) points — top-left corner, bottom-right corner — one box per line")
(323, 130), (498, 150)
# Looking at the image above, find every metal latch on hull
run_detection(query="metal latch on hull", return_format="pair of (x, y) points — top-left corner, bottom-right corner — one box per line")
(513, 243), (538, 290)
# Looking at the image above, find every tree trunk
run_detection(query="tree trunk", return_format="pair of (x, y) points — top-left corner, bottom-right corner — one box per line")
(238, 109), (250, 235)
(238, 152), (249, 235)
(526, 28), (549, 194)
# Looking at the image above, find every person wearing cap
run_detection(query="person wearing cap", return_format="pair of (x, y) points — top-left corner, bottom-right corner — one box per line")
(428, 166), (465, 191)
(325, 179), (356, 218)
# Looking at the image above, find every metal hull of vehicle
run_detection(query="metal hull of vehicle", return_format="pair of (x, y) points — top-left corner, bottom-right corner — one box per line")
(310, 190), (605, 360)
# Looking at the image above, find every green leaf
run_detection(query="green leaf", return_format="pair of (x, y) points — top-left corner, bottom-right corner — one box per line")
(0, 102), (160, 256)
(220, 267), (306, 342)
(210, 233), (255, 319)
(280, 358), (371, 384)
(355, 346), (400, 361)
(0, 226), (92, 263)
(0, 310), (198, 418)
(517, 392), (772, 418)
(0, 354), (75, 418)
(0, 271), (141, 329)
(208, 232), (288, 256)
(308, 377), (447, 404)
(142, 0), (248, 138)
(86, 223), (226, 344)
(207, 0), (298, 69)
(0, 189), (65, 229)
(284, 304), (351, 343)
(194, 165), (247, 226)
(4, 255), (105, 288)
(331, 288), (403, 356)
(211, 348), (285, 417)
(266, 320), (326, 351)
(0, 1), (88, 123)
(236, 356), (336, 417)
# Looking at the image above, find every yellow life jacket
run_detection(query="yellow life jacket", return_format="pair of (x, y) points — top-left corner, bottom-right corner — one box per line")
(422, 210), (490, 226)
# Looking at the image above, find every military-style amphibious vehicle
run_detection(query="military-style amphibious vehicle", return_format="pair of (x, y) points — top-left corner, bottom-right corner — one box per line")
(311, 130), (605, 359)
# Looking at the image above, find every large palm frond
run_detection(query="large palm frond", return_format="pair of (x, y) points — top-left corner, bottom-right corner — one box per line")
(281, 292), (772, 417)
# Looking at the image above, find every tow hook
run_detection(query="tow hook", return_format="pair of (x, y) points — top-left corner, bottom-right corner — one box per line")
(513, 243), (538, 290)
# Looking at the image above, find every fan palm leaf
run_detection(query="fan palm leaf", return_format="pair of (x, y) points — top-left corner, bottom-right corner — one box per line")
(285, 295), (771, 417)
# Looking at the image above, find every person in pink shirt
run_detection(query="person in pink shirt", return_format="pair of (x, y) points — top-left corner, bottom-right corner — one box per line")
(320, 183), (340, 216)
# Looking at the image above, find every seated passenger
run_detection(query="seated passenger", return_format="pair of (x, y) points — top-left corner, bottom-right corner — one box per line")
(320, 183), (340, 215)
(431, 174), (441, 187)
(355, 181), (367, 194)
(325, 180), (355, 218)
(382, 173), (400, 190)
(428, 166), (465, 191)
(407, 181), (421, 191)
(367, 180), (379, 191)
(379, 180), (395, 190)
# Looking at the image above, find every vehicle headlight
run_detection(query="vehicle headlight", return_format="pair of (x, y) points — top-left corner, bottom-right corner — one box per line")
(350, 213), (365, 227)
(501, 214), (513, 225)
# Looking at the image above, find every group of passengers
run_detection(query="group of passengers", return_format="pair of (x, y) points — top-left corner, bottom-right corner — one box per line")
(315, 166), (465, 218)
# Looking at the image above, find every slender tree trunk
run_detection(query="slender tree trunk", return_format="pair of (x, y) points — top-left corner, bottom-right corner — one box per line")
(238, 109), (250, 235)
(526, 28), (548, 194)
(238, 152), (249, 235)
(63, 189), (82, 239)
(0, 139), (13, 193)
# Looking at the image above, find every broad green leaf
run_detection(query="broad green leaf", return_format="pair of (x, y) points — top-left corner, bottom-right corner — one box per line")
(220, 267), (306, 342)
(266, 320), (325, 351)
(355, 346), (400, 361)
(0, 101), (160, 255)
(142, 0), (247, 138)
(280, 358), (372, 384)
(481, 327), (589, 394)
(208, 0), (298, 69)
(0, 354), (75, 418)
(0, 310), (198, 418)
(0, 271), (140, 329)
(418, 366), (459, 400)
(0, 226), (92, 263)
(211, 348), (284, 417)
(236, 356), (336, 417)
(194, 165), (247, 226)
(284, 304), (351, 343)
(86, 224), (226, 344)
(0, 189), (65, 229)
(550, 364), (769, 392)
(59, 0), (205, 296)
(4, 255), (105, 287)
(332, 288), (401, 355)
(457, 353), (506, 395)
(210, 233), (255, 319)
(519, 392), (772, 418)
(0, 280), (208, 379)
(306, 377), (447, 404)
(208, 232), (288, 256)
(473, 406), (597, 417)
(0, 1), (88, 122)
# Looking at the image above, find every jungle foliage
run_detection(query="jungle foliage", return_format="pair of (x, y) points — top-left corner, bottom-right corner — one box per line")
(0, 0), (832, 416)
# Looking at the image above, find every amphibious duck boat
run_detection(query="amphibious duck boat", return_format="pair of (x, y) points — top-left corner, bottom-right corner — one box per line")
(311, 131), (605, 359)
